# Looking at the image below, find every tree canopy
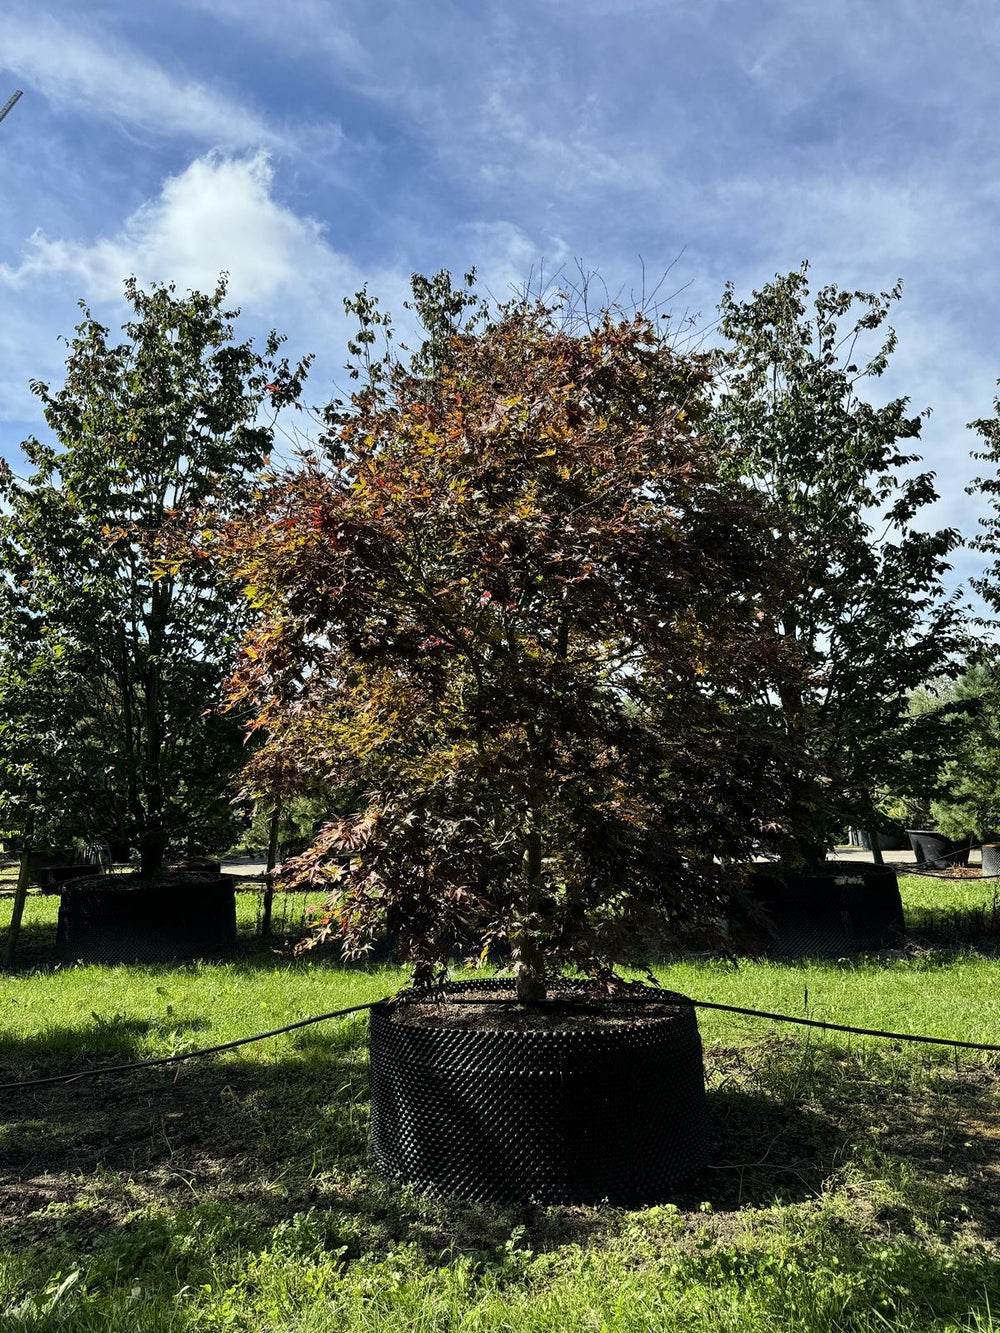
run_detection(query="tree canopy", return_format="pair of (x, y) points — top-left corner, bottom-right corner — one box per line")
(709, 265), (967, 861)
(216, 276), (808, 996)
(0, 276), (309, 875)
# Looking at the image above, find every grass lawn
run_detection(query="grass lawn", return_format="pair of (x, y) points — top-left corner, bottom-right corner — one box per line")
(2, 876), (1000, 1330)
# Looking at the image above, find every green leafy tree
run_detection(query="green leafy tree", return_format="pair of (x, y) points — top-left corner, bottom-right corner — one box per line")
(969, 378), (1000, 615)
(932, 379), (1000, 842)
(229, 792), (352, 858)
(0, 276), (309, 877)
(217, 275), (806, 998)
(0, 581), (110, 961)
(710, 264), (967, 863)
(921, 660), (1000, 840)
(871, 675), (979, 835)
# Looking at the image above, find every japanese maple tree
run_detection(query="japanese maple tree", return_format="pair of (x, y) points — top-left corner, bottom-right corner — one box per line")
(219, 277), (805, 998)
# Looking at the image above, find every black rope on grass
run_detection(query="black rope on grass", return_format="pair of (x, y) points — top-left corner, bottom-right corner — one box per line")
(687, 998), (1000, 1051)
(904, 867), (1000, 880)
(3, 990), (1000, 1093)
(0, 1000), (377, 1091)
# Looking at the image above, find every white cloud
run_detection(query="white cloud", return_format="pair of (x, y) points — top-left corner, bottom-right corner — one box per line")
(0, 150), (420, 438)
(0, 154), (340, 305)
(1, 12), (297, 152)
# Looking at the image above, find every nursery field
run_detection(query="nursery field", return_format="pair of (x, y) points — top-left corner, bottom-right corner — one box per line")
(3, 876), (1000, 1331)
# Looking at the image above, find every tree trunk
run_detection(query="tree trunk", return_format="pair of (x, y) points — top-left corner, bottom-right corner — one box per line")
(3, 811), (35, 970)
(866, 829), (885, 866)
(139, 824), (167, 878)
(139, 577), (170, 880)
(513, 811), (547, 1002)
(116, 623), (146, 854)
(799, 837), (831, 867)
(775, 611), (830, 868)
(260, 803), (281, 938)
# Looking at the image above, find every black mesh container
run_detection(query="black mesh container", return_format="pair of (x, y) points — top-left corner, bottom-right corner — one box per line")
(744, 861), (904, 957)
(56, 873), (238, 964)
(369, 978), (710, 1206)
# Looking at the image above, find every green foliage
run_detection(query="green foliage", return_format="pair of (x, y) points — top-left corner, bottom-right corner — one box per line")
(968, 379), (1000, 613)
(937, 372), (1000, 842)
(217, 274), (812, 994)
(710, 264), (967, 860)
(871, 677), (976, 835)
(229, 793), (343, 858)
(873, 663), (1000, 842)
(0, 593), (107, 848)
(880, 789), (934, 831)
(925, 659), (1000, 840)
(0, 276), (309, 873)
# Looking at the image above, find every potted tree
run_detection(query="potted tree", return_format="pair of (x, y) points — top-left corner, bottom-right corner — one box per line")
(216, 274), (806, 1204)
(0, 276), (308, 963)
(708, 268), (967, 946)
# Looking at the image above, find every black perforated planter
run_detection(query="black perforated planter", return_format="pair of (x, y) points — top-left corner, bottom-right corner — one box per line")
(369, 979), (710, 1206)
(743, 861), (904, 957)
(56, 873), (238, 964)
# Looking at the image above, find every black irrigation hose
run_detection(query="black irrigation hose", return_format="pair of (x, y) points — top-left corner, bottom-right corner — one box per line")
(4, 990), (1000, 1093)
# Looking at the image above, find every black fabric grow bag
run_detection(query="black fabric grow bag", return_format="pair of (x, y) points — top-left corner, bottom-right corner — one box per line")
(369, 978), (710, 1206)
(57, 873), (238, 964)
(743, 861), (904, 956)
(906, 830), (970, 871)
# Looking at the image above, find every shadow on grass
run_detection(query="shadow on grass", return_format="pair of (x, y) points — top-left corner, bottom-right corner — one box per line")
(0, 913), (330, 975)
(0, 1014), (212, 1068)
(0, 915), (60, 970)
(3, 1014), (1000, 1280)
(692, 1037), (1000, 1242)
(906, 894), (1000, 953)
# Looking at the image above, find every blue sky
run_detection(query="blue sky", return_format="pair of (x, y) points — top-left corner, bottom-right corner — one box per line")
(2, 0), (999, 593)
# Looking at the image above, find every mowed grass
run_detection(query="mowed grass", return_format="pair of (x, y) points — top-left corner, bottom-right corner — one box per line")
(4, 873), (1000, 1050)
(2, 875), (1000, 1330)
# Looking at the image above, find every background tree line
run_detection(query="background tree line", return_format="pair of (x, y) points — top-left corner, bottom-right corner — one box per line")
(2, 262), (998, 983)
